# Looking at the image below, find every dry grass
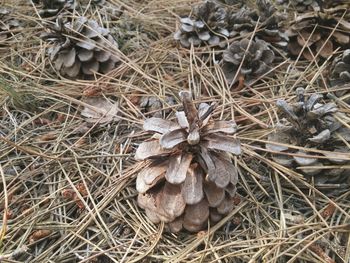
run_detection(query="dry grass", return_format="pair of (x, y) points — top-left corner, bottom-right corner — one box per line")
(0, 0), (349, 262)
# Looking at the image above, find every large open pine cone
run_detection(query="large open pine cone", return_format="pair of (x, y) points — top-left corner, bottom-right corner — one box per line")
(222, 38), (275, 85)
(287, 7), (350, 61)
(135, 91), (241, 232)
(0, 8), (21, 43)
(43, 17), (120, 78)
(266, 88), (350, 185)
(174, 0), (229, 48)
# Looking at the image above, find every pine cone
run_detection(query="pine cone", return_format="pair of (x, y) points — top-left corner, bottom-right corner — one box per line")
(135, 91), (241, 232)
(0, 8), (21, 43)
(330, 49), (350, 86)
(35, 0), (75, 17)
(222, 38), (275, 85)
(43, 17), (120, 78)
(276, 0), (320, 12)
(266, 88), (350, 185)
(228, 3), (288, 48)
(174, 0), (229, 48)
(287, 8), (350, 61)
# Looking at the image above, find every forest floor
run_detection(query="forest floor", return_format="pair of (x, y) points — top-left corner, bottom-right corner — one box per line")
(0, 0), (349, 262)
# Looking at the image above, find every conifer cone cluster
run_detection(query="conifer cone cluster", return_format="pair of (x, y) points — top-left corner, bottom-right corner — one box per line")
(287, 7), (350, 61)
(0, 8), (21, 43)
(135, 91), (241, 232)
(266, 88), (350, 185)
(42, 16), (120, 78)
(174, 0), (229, 48)
(222, 38), (275, 85)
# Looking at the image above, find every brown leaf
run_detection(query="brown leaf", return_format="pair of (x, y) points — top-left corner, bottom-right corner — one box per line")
(81, 97), (119, 124)
(160, 183), (186, 220)
(160, 129), (187, 150)
(181, 164), (204, 205)
(183, 198), (209, 232)
(203, 134), (241, 155)
(29, 230), (52, 243)
(165, 153), (193, 184)
(308, 243), (335, 263)
(135, 140), (172, 160)
(204, 182), (225, 207)
(144, 117), (180, 134)
(321, 202), (336, 218)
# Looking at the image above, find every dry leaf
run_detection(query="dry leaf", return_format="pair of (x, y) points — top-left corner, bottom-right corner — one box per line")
(81, 97), (119, 124)
(321, 202), (336, 218)
(29, 230), (52, 243)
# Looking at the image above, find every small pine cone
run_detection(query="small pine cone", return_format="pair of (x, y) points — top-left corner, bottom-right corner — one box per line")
(287, 9), (350, 61)
(43, 17), (120, 78)
(174, 0), (229, 48)
(266, 88), (350, 185)
(36, 0), (75, 17)
(222, 38), (275, 85)
(228, 3), (288, 48)
(276, 0), (320, 12)
(330, 49), (350, 86)
(135, 91), (241, 232)
(139, 95), (176, 118)
(0, 8), (21, 43)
